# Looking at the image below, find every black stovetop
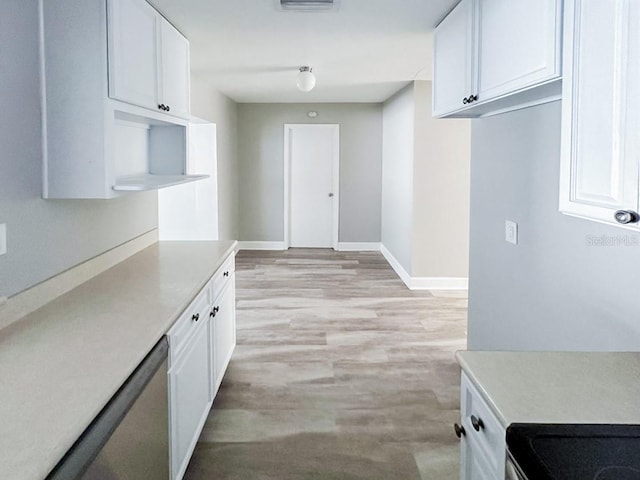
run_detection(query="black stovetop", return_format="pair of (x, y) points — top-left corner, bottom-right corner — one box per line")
(507, 424), (640, 480)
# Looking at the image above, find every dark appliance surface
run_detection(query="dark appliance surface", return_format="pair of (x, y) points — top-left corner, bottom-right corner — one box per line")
(507, 423), (640, 480)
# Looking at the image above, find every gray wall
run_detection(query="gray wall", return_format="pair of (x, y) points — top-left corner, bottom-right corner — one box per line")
(381, 85), (415, 273)
(381, 82), (471, 279)
(468, 101), (640, 351)
(191, 76), (239, 240)
(413, 81), (470, 278)
(237, 103), (383, 243)
(0, 0), (157, 299)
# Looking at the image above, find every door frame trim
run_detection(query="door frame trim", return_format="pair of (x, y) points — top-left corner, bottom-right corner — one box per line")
(283, 124), (340, 250)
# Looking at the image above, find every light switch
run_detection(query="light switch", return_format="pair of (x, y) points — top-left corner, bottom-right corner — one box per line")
(505, 220), (518, 245)
(0, 224), (6, 255)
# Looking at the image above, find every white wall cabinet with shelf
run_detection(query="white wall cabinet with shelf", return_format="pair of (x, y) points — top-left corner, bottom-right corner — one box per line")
(559, 0), (640, 229)
(433, 0), (563, 118)
(39, 0), (202, 199)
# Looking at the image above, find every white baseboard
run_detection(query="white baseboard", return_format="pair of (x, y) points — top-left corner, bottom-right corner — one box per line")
(380, 243), (468, 291)
(0, 229), (159, 331)
(410, 277), (469, 290)
(336, 242), (381, 252)
(237, 241), (287, 251)
(380, 244), (412, 289)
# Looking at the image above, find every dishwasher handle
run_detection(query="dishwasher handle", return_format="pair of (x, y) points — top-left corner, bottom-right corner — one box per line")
(46, 336), (169, 480)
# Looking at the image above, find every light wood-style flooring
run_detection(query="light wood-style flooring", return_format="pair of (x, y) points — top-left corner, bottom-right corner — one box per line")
(185, 249), (467, 479)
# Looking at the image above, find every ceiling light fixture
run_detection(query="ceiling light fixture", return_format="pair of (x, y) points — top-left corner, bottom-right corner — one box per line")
(278, 0), (338, 11)
(296, 66), (316, 92)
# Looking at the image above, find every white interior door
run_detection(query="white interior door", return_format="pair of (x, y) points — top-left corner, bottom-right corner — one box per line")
(285, 124), (339, 249)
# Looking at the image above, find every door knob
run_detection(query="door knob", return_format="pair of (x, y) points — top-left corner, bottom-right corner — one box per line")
(614, 210), (639, 224)
(328, 193), (334, 197)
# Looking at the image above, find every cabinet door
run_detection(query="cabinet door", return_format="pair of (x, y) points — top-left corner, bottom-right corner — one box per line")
(559, 0), (640, 224)
(477, 0), (561, 101)
(107, 0), (158, 110)
(213, 279), (236, 395)
(432, 0), (476, 116)
(158, 20), (191, 119)
(169, 324), (211, 480)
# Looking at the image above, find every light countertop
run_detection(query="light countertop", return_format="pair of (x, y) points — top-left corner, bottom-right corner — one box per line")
(456, 351), (640, 428)
(0, 240), (236, 480)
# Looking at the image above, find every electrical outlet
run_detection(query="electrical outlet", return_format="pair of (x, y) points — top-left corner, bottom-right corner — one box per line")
(505, 220), (518, 245)
(0, 224), (6, 255)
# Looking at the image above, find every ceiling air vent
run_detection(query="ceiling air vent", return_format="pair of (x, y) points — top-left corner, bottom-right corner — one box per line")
(278, 0), (339, 11)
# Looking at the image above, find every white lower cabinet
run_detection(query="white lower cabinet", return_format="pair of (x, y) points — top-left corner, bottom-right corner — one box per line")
(167, 252), (236, 480)
(168, 321), (211, 480)
(212, 277), (236, 396)
(458, 372), (506, 480)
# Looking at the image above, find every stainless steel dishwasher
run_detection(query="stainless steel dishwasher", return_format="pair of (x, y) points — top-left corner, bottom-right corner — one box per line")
(46, 337), (169, 480)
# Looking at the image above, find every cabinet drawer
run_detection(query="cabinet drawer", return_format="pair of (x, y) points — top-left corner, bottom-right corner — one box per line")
(461, 372), (505, 476)
(167, 285), (211, 362)
(211, 254), (235, 301)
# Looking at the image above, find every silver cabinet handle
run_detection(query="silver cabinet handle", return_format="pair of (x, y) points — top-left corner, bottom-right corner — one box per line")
(614, 210), (639, 224)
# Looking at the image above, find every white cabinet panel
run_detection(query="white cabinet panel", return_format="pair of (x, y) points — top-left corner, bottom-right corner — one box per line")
(213, 277), (236, 395)
(169, 322), (211, 480)
(108, 0), (158, 110)
(159, 20), (191, 119)
(559, 0), (640, 225)
(459, 372), (506, 480)
(432, 0), (475, 116)
(477, 0), (561, 100)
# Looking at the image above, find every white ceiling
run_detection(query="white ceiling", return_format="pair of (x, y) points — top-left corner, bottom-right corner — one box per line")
(147, 0), (458, 103)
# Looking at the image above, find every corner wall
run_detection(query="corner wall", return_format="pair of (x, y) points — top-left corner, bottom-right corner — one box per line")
(381, 85), (415, 275)
(380, 81), (471, 288)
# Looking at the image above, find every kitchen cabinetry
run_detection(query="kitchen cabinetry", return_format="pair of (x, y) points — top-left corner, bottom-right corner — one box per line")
(168, 287), (212, 480)
(108, 0), (191, 118)
(167, 251), (236, 480)
(432, 0), (475, 116)
(455, 372), (506, 480)
(433, 0), (562, 118)
(210, 255), (236, 397)
(158, 19), (191, 119)
(559, 0), (640, 228)
(39, 0), (202, 199)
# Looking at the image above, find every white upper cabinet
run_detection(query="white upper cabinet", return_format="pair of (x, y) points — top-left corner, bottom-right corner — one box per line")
(559, 0), (640, 227)
(108, 0), (191, 119)
(159, 20), (191, 119)
(432, 0), (475, 116)
(108, 0), (158, 111)
(40, 0), (203, 199)
(433, 0), (563, 118)
(476, 0), (561, 100)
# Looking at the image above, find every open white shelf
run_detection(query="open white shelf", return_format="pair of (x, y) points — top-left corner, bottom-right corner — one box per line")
(113, 174), (209, 192)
